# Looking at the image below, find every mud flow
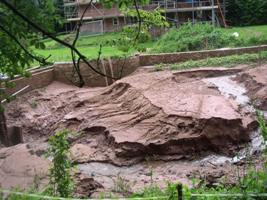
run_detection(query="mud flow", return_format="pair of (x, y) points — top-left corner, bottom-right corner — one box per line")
(1, 65), (267, 197)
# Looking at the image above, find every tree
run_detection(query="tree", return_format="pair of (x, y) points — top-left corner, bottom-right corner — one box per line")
(0, 0), (60, 146)
(226, 0), (267, 26)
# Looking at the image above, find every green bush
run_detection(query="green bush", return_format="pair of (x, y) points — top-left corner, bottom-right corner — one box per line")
(227, 0), (267, 26)
(46, 129), (75, 198)
(151, 23), (241, 53)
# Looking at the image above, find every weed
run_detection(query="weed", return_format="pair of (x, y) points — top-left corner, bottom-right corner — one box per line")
(112, 174), (132, 194)
(29, 100), (38, 109)
(151, 23), (267, 54)
(46, 129), (75, 198)
(168, 51), (267, 71)
(154, 63), (165, 71)
(257, 110), (267, 142)
(152, 23), (241, 53)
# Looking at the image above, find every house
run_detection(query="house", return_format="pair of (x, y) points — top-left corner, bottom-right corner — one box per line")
(63, 0), (226, 35)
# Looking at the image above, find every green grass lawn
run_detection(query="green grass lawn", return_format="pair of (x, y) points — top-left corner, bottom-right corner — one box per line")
(34, 25), (267, 64)
(34, 33), (130, 62)
(35, 45), (129, 61)
(224, 25), (267, 40)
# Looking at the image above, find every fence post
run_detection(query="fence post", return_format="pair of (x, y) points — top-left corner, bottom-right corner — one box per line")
(177, 183), (183, 200)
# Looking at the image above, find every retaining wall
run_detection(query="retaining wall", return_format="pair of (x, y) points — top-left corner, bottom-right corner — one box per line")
(6, 67), (54, 96)
(5, 45), (267, 95)
(139, 45), (267, 66)
(53, 56), (139, 87)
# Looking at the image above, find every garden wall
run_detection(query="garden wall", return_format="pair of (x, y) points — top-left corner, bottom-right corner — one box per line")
(139, 45), (267, 66)
(6, 67), (54, 96)
(5, 45), (267, 96)
(53, 56), (139, 87)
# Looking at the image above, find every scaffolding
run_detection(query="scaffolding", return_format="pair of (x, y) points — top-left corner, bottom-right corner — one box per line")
(63, 0), (106, 34)
(147, 0), (227, 27)
(63, 0), (78, 20)
(63, 0), (103, 20)
(63, 0), (227, 34)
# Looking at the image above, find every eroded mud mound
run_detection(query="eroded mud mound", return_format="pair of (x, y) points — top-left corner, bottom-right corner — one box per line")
(235, 65), (267, 110)
(6, 68), (257, 165)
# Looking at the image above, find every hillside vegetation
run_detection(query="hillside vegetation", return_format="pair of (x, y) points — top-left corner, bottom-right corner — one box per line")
(151, 23), (267, 53)
(34, 24), (267, 63)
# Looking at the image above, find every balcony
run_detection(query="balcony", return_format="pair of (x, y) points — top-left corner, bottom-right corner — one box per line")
(145, 0), (219, 12)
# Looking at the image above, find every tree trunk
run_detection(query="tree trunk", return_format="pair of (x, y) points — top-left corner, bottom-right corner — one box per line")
(0, 109), (9, 146)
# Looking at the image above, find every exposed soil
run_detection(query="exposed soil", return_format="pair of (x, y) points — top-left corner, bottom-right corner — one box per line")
(1, 64), (267, 197)
(234, 65), (267, 110)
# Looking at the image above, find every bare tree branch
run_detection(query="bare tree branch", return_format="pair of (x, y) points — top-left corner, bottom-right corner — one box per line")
(133, 0), (142, 43)
(72, 0), (93, 47)
(69, 0), (93, 87)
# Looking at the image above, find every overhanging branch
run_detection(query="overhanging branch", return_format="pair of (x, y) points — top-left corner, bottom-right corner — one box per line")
(0, 0), (120, 82)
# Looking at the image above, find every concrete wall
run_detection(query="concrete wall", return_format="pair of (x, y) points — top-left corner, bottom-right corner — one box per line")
(139, 45), (267, 66)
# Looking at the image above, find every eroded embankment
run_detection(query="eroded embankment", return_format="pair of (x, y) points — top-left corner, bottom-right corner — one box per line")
(6, 68), (257, 164)
(1, 64), (267, 196)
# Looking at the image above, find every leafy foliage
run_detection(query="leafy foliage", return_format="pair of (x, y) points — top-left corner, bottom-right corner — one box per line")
(152, 23), (241, 53)
(46, 129), (74, 198)
(0, 0), (60, 112)
(227, 0), (267, 26)
(100, 0), (150, 9)
(257, 111), (267, 142)
(117, 8), (168, 52)
(0, 0), (60, 78)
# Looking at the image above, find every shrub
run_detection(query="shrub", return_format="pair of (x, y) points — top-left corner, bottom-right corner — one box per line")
(46, 129), (74, 198)
(227, 0), (267, 26)
(151, 23), (241, 53)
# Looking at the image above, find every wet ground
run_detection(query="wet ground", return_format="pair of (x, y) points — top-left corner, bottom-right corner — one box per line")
(1, 64), (267, 197)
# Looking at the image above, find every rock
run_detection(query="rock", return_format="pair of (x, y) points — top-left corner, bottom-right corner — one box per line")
(75, 173), (103, 198)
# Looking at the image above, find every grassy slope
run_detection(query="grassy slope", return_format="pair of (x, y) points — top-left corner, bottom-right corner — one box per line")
(224, 25), (267, 40)
(34, 25), (267, 63)
(34, 33), (130, 62)
(154, 51), (267, 71)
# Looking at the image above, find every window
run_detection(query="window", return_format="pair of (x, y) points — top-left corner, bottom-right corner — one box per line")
(113, 18), (119, 26)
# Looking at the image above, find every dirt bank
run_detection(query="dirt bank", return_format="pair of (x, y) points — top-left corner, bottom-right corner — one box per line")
(6, 68), (258, 163)
(2, 64), (266, 196)
(235, 65), (267, 110)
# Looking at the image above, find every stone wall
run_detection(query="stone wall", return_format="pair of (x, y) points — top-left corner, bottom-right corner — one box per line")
(6, 67), (54, 96)
(5, 45), (267, 96)
(53, 56), (140, 87)
(139, 45), (267, 66)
